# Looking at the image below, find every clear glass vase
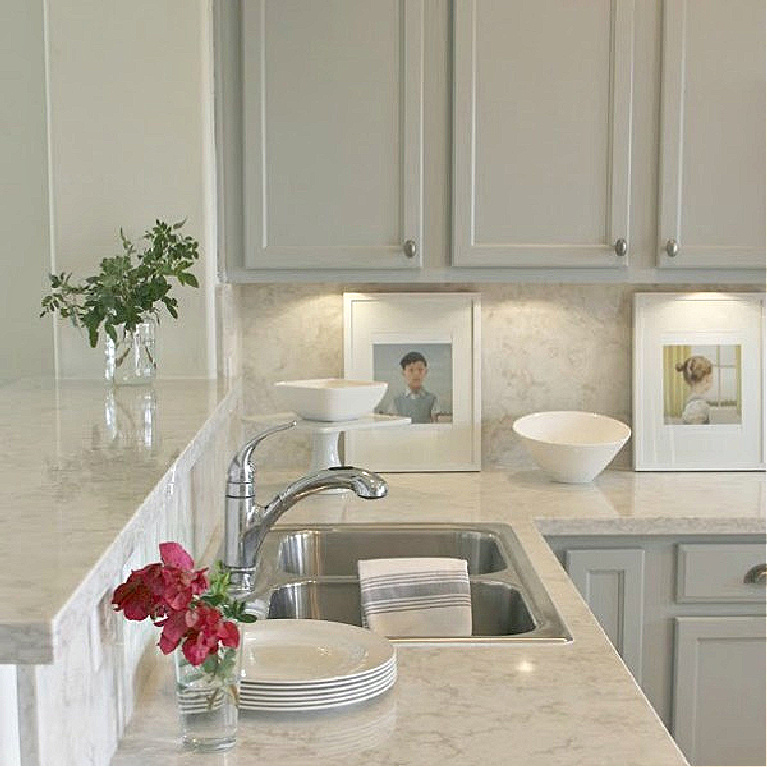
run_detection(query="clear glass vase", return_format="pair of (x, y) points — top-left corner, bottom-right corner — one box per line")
(104, 321), (156, 386)
(174, 644), (242, 752)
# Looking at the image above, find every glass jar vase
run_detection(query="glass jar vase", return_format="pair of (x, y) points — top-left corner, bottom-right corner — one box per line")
(174, 644), (242, 751)
(104, 322), (156, 386)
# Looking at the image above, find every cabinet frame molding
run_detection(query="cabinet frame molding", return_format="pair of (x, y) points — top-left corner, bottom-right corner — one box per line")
(241, 0), (424, 270)
(452, 0), (635, 268)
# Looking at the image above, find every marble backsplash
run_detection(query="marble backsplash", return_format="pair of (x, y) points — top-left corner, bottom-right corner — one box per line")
(236, 283), (754, 470)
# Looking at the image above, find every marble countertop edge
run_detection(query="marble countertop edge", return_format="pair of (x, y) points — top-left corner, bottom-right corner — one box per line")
(534, 514), (766, 536)
(0, 380), (241, 665)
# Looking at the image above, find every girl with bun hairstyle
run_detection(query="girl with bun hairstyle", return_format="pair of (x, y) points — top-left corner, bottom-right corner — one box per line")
(675, 355), (714, 424)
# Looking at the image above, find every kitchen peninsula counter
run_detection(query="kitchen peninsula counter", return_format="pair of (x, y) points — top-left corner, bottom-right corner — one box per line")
(112, 466), (764, 766)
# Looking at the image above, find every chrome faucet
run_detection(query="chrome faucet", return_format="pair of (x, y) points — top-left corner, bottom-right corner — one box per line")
(223, 421), (387, 594)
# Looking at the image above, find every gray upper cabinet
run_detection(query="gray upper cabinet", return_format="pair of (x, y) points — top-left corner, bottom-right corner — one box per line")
(241, 0), (424, 270)
(658, 0), (766, 269)
(452, 0), (635, 268)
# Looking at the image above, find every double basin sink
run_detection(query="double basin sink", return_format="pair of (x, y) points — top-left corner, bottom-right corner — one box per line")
(250, 523), (571, 644)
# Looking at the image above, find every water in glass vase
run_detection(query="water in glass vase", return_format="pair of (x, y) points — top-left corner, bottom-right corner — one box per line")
(104, 321), (156, 386)
(175, 645), (241, 751)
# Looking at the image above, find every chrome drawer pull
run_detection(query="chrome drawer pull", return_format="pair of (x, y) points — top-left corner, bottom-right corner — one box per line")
(743, 564), (767, 584)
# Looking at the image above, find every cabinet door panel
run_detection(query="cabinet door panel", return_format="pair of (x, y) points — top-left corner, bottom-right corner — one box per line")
(242, 0), (423, 269)
(566, 548), (644, 681)
(453, 0), (634, 267)
(658, 0), (765, 268)
(673, 616), (766, 766)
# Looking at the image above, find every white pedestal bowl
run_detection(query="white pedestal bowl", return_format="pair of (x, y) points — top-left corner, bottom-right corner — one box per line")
(273, 379), (388, 422)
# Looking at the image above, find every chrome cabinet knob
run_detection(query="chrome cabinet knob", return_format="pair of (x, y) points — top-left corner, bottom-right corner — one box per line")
(744, 564), (767, 584)
(614, 238), (628, 257)
(666, 239), (679, 258)
(403, 240), (417, 259)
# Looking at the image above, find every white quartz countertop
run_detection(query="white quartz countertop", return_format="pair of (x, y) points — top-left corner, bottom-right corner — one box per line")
(0, 377), (238, 664)
(111, 469), (764, 766)
(1, 378), (763, 764)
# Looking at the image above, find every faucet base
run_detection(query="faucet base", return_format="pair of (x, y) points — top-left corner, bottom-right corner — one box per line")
(223, 565), (259, 599)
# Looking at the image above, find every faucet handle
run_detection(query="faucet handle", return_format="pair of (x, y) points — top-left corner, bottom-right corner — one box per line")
(228, 420), (297, 485)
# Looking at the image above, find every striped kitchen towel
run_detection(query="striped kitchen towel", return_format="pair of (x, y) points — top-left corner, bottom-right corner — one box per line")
(357, 557), (472, 638)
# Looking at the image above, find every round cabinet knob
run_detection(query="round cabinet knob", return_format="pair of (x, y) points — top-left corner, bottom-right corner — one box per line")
(614, 238), (628, 257)
(743, 564), (767, 584)
(403, 240), (417, 259)
(666, 239), (679, 258)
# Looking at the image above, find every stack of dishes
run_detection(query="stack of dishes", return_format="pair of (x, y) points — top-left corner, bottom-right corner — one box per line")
(239, 619), (396, 711)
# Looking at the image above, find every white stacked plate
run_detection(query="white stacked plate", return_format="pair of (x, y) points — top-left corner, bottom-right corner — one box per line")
(239, 619), (396, 711)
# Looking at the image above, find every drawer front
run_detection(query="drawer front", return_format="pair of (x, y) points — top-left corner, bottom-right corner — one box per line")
(676, 544), (767, 603)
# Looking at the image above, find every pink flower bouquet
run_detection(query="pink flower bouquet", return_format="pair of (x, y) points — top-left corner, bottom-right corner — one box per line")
(113, 542), (254, 679)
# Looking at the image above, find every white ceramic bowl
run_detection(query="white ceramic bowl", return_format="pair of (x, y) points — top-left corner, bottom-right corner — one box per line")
(273, 379), (388, 422)
(512, 411), (631, 483)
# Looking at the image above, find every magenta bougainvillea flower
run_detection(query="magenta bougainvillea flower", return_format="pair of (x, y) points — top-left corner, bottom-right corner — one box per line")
(112, 542), (248, 667)
(179, 603), (240, 666)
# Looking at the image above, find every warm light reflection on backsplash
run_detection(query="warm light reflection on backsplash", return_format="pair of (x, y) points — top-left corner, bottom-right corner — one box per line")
(236, 284), (757, 471)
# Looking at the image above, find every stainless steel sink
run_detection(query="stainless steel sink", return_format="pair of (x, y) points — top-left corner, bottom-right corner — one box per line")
(277, 528), (507, 576)
(250, 523), (571, 644)
(268, 579), (536, 636)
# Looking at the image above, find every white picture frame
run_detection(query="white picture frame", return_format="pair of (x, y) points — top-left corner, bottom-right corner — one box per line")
(633, 293), (765, 471)
(343, 292), (481, 471)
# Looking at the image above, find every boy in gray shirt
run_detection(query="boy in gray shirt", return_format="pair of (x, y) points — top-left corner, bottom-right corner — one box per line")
(387, 351), (440, 424)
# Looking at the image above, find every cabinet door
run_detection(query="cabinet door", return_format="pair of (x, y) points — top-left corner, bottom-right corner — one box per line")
(673, 616), (766, 766)
(452, 0), (634, 268)
(566, 548), (644, 681)
(658, 0), (765, 268)
(241, 0), (423, 270)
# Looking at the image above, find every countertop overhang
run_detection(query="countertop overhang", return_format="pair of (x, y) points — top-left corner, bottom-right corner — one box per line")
(0, 377), (239, 664)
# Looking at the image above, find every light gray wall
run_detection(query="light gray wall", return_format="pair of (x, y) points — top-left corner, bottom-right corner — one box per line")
(0, 0), (54, 378)
(44, 0), (215, 379)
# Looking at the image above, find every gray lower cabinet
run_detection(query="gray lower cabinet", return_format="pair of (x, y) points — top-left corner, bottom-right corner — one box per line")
(549, 535), (767, 766)
(565, 548), (645, 682)
(673, 616), (766, 766)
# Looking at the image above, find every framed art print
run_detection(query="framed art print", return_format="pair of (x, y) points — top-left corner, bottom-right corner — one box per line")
(343, 292), (481, 471)
(633, 293), (764, 471)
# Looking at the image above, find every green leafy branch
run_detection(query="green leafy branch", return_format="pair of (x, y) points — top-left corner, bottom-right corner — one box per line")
(40, 219), (200, 347)
(200, 563), (258, 625)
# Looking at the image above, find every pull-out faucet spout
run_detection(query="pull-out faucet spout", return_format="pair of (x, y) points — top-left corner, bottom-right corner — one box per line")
(241, 466), (387, 570)
(223, 422), (387, 594)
